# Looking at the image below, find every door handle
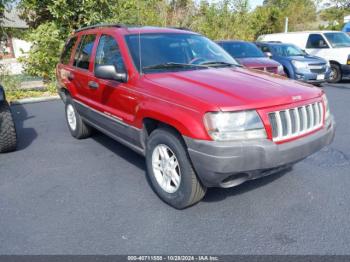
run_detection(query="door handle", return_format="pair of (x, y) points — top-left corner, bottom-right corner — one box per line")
(88, 81), (99, 89)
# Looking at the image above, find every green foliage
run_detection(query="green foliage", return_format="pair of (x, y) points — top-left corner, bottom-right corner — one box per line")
(319, 2), (350, 31)
(19, 22), (64, 81)
(17, 0), (320, 82)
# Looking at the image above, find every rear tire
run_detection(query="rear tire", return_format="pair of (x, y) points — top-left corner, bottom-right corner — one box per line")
(146, 127), (206, 209)
(328, 63), (342, 83)
(0, 101), (17, 153)
(65, 97), (92, 139)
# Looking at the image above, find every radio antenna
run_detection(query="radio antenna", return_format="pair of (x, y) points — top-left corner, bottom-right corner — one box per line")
(137, 0), (143, 75)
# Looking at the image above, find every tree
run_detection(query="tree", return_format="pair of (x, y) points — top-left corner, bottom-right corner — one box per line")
(258, 0), (317, 32)
(319, 0), (350, 30)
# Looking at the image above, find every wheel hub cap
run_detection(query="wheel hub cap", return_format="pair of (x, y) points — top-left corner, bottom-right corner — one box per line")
(152, 144), (181, 193)
(66, 104), (77, 131)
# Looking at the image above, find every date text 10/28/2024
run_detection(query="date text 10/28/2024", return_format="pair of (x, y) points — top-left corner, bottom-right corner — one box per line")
(127, 256), (219, 261)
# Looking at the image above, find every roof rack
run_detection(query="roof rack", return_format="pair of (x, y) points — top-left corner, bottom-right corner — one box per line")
(74, 23), (127, 33)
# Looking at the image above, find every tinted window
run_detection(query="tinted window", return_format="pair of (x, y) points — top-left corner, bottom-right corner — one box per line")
(270, 44), (305, 57)
(74, 34), (96, 70)
(221, 42), (265, 58)
(306, 34), (329, 49)
(125, 33), (238, 73)
(95, 35), (125, 72)
(61, 37), (77, 64)
(324, 32), (350, 48)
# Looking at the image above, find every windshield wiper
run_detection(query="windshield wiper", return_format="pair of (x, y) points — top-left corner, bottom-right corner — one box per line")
(200, 61), (242, 67)
(142, 62), (208, 70)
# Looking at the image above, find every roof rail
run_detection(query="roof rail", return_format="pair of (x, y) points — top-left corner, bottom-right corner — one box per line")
(74, 23), (127, 33)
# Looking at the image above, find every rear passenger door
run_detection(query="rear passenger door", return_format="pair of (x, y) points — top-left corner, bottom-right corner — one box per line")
(71, 34), (98, 106)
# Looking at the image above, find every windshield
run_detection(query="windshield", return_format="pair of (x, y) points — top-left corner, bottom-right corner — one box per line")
(220, 42), (265, 58)
(125, 33), (238, 73)
(324, 32), (350, 48)
(271, 44), (305, 57)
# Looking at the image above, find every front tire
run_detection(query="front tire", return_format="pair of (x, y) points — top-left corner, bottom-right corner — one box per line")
(65, 98), (92, 139)
(328, 63), (342, 83)
(0, 101), (17, 153)
(146, 128), (206, 209)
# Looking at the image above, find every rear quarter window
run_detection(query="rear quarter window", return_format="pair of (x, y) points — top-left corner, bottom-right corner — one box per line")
(60, 36), (77, 65)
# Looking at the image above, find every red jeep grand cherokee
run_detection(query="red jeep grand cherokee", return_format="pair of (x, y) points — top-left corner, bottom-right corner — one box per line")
(56, 24), (335, 209)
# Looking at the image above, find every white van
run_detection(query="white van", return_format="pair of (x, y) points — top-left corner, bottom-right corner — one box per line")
(258, 31), (350, 83)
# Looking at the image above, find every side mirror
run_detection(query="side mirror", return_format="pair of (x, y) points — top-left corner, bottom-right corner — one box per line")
(264, 52), (272, 58)
(95, 65), (127, 82)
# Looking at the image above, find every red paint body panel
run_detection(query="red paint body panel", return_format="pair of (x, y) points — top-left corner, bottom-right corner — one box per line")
(57, 27), (325, 142)
(236, 57), (281, 74)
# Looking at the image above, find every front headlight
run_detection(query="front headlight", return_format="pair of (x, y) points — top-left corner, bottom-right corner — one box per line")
(292, 60), (308, 70)
(322, 94), (330, 121)
(203, 110), (267, 141)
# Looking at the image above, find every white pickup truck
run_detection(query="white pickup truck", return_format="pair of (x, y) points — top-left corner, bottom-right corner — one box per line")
(258, 31), (350, 83)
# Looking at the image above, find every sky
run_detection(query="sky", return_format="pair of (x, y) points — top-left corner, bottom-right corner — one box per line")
(250, 0), (264, 9)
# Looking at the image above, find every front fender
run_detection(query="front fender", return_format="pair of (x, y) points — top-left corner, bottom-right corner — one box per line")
(135, 100), (211, 140)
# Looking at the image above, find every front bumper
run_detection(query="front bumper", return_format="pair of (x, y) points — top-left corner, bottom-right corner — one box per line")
(184, 118), (335, 188)
(341, 64), (350, 76)
(295, 70), (331, 84)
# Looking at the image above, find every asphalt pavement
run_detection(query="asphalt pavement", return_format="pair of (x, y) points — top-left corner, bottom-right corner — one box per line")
(0, 82), (350, 255)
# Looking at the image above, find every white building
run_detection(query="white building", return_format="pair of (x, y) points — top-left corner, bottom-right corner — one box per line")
(1, 8), (31, 74)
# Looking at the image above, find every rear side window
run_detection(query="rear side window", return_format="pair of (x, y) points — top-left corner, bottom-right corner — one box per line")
(94, 35), (125, 72)
(61, 37), (77, 65)
(73, 34), (96, 70)
(306, 34), (329, 49)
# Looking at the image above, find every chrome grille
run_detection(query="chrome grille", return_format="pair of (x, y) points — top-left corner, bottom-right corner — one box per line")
(253, 67), (277, 74)
(269, 102), (323, 142)
(309, 63), (327, 74)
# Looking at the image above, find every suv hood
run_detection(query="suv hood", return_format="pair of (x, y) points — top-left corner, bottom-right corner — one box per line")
(289, 55), (326, 64)
(145, 67), (323, 111)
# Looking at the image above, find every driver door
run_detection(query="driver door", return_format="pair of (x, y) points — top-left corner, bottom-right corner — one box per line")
(91, 34), (140, 142)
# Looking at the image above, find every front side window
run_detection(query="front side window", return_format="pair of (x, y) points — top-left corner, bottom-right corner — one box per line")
(125, 33), (238, 73)
(221, 42), (265, 58)
(306, 34), (329, 49)
(73, 34), (96, 70)
(324, 32), (350, 48)
(95, 35), (125, 72)
(61, 36), (77, 65)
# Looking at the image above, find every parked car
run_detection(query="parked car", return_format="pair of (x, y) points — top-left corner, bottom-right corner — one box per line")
(57, 24), (335, 209)
(216, 40), (285, 75)
(0, 84), (17, 153)
(258, 31), (350, 83)
(255, 42), (331, 85)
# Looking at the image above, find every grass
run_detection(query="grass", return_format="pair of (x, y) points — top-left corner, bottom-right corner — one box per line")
(0, 74), (57, 102)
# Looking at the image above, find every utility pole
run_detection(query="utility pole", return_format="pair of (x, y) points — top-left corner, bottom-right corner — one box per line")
(284, 17), (289, 33)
